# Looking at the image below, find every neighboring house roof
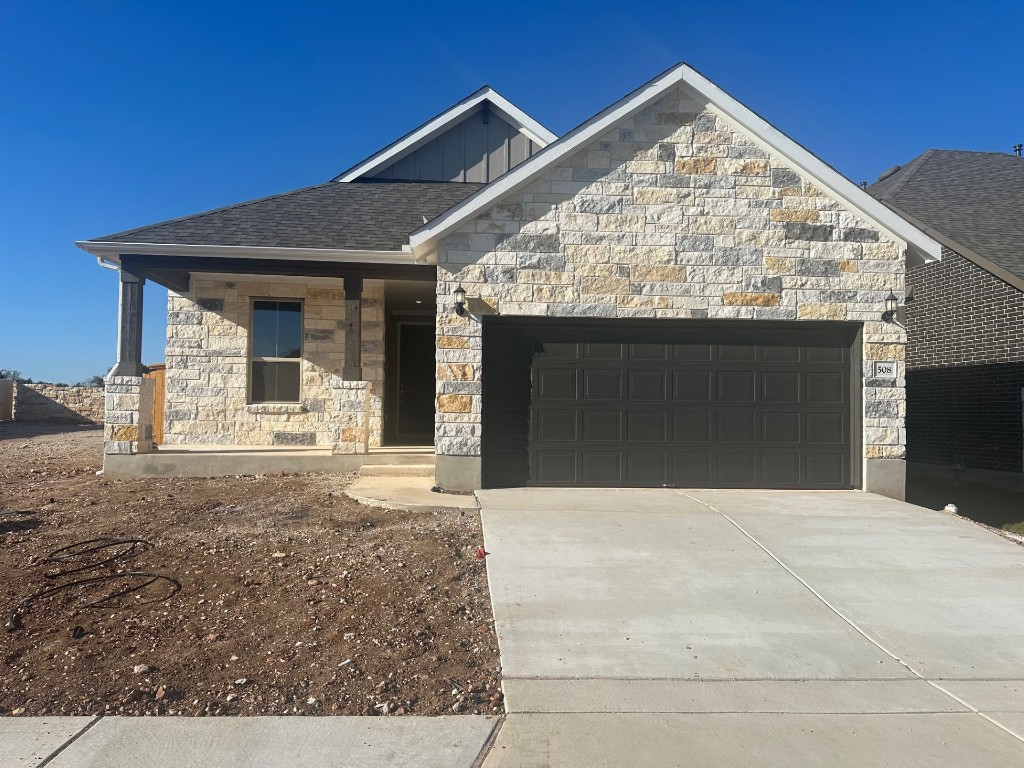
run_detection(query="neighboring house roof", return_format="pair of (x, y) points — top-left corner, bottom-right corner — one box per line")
(410, 62), (941, 264)
(333, 86), (558, 182)
(868, 149), (1024, 284)
(85, 180), (484, 253)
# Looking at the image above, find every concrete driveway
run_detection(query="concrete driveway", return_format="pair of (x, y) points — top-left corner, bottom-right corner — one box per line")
(477, 489), (1024, 766)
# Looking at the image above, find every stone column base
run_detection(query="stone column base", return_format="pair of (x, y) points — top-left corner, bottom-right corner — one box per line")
(103, 376), (154, 455)
(330, 379), (371, 454)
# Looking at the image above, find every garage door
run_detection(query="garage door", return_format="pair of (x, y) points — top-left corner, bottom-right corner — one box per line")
(482, 319), (858, 489)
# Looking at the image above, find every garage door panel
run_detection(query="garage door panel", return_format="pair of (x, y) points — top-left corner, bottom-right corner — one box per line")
(718, 345), (756, 361)
(717, 411), (757, 443)
(673, 370), (711, 401)
(628, 411), (669, 442)
(718, 371), (756, 402)
(717, 452), (758, 486)
(582, 410), (623, 442)
(584, 342), (623, 360)
(762, 412), (801, 444)
(535, 409), (577, 442)
(537, 369), (577, 400)
(629, 343), (668, 361)
(582, 452), (622, 484)
(674, 344), (712, 361)
(483, 320), (856, 490)
(806, 452), (846, 485)
(806, 412), (846, 444)
(805, 372), (846, 404)
(582, 369), (622, 400)
(533, 450), (576, 484)
(761, 371), (801, 403)
(805, 346), (845, 363)
(673, 411), (712, 443)
(761, 345), (800, 362)
(761, 452), (801, 485)
(627, 452), (669, 485)
(674, 452), (712, 485)
(628, 370), (667, 400)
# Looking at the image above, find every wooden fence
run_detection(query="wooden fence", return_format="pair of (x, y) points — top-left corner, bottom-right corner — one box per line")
(0, 380), (12, 420)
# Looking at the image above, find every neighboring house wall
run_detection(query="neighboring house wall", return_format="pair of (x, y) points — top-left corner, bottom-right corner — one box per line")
(163, 280), (385, 447)
(435, 90), (907, 476)
(906, 247), (1024, 473)
(14, 383), (104, 423)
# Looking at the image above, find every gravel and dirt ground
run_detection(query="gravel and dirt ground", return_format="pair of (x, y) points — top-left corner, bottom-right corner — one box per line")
(0, 423), (503, 717)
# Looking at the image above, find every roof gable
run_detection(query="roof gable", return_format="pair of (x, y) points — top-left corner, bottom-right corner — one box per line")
(333, 87), (557, 183)
(411, 63), (940, 264)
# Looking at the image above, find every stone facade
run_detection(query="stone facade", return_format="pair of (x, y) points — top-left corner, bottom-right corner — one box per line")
(14, 383), (104, 423)
(435, 90), (907, 472)
(905, 247), (1024, 472)
(162, 279), (385, 450)
(104, 376), (154, 454)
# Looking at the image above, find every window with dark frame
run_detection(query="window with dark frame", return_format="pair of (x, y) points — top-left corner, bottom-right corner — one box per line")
(250, 300), (302, 403)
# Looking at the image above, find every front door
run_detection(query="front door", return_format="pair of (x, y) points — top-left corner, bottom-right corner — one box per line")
(388, 320), (435, 444)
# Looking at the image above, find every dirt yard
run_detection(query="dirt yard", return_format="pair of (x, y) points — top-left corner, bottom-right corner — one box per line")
(0, 423), (502, 717)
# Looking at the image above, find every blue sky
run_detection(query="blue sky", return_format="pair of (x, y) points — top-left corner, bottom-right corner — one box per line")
(1, 1), (1021, 383)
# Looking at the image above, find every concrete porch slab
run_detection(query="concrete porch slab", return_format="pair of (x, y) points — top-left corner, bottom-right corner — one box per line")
(346, 476), (479, 512)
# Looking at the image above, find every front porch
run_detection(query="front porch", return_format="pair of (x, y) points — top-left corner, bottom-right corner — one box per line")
(98, 253), (439, 477)
(102, 444), (436, 479)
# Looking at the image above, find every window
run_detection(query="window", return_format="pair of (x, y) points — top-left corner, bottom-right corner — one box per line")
(250, 300), (302, 403)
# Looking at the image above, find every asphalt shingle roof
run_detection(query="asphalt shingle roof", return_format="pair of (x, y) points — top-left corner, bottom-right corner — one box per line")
(90, 180), (486, 251)
(868, 150), (1024, 279)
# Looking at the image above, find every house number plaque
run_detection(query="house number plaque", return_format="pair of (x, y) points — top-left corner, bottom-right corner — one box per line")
(872, 361), (897, 379)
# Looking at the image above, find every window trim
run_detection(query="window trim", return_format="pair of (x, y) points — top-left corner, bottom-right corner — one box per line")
(248, 297), (304, 404)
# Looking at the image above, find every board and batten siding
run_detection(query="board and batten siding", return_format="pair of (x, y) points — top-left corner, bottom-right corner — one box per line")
(370, 106), (540, 183)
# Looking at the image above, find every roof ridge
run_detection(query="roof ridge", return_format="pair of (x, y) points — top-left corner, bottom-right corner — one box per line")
(874, 150), (934, 202)
(90, 181), (336, 242)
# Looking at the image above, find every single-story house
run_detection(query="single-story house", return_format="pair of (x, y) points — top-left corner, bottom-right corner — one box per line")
(77, 63), (939, 499)
(868, 149), (1024, 481)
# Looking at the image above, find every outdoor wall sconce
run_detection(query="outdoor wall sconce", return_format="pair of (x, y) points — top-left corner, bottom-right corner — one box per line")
(881, 291), (900, 323)
(453, 284), (467, 316)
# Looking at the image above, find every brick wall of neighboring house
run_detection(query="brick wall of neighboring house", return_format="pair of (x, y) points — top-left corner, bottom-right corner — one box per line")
(161, 280), (385, 448)
(14, 383), (104, 423)
(906, 247), (1024, 473)
(434, 88), (907, 466)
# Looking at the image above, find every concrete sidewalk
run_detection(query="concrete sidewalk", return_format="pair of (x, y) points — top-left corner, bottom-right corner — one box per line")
(3, 715), (498, 767)
(478, 488), (1024, 766)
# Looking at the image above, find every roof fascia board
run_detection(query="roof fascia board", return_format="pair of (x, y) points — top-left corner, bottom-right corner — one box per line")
(878, 205), (1024, 292)
(333, 87), (557, 183)
(76, 241), (417, 266)
(411, 64), (941, 263)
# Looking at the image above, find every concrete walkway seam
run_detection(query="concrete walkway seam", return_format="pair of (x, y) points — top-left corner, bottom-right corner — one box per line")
(679, 491), (1024, 746)
(35, 715), (102, 768)
(470, 716), (504, 768)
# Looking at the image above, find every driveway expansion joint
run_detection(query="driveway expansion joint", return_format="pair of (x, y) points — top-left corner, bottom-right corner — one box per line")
(679, 491), (1024, 746)
(35, 715), (102, 768)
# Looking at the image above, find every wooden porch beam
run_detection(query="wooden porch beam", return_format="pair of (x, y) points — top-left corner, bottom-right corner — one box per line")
(110, 266), (145, 377)
(142, 268), (191, 294)
(119, 254), (436, 282)
(343, 275), (363, 380)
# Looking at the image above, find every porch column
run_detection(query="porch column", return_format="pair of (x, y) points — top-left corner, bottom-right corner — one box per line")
(342, 274), (363, 380)
(110, 266), (145, 377)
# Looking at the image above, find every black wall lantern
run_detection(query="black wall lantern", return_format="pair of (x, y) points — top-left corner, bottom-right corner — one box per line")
(453, 284), (467, 316)
(881, 291), (899, 323)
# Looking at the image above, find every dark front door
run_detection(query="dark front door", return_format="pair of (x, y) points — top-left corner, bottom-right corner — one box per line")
(482, 318), (859, 489)
(393, 322), (435, 443)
